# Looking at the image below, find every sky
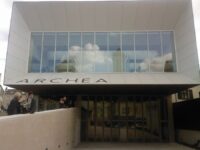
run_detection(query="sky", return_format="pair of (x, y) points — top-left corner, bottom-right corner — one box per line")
(0, 0), (200, 89)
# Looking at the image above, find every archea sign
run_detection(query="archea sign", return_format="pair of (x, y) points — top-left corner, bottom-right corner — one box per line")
(16, 78), (108, 84)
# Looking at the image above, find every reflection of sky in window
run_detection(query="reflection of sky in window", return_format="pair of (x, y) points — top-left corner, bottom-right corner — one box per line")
(122, 33), (134, 50)
(162, 32), (174, 55)
(135, 33), (148, 72)
(82, 32), (94, 48)
(82, 33), (95, 72)
(135, 32), (147, 50)
(56, 32), (68, 64)
(42, 32), (55, 72)
(29, 32), (42, 72)
(95, 51), (108, 72)
(148, 32), (161, 57)
(109, 32), (120, 51)
(29, 31), (176, 73)
(123, 51), (135, 72)
(148, 32), (163, 72)
(69, 32), (81, 48)
(95, 32), (107, 50)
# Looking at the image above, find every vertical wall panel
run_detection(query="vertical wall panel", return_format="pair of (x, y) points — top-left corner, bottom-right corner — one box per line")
(175, 1), (200, 81)
(4, 4), (31, 84)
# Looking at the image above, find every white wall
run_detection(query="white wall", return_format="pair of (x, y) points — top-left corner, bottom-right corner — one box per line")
(192, 0), (200, 64)
(4, 1), (200, 87)
(175, 1), (200, 81)
(191, 85), (200, 98)
(0, 108), (80, 150)
(171, 85), (200, 103)
(4, 3), (31, 84)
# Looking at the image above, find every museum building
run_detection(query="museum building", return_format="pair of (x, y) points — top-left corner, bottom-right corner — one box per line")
(4, 0), (200, 143)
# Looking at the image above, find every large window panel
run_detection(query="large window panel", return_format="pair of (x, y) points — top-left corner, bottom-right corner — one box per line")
(95, 32), (108, 72)
(109, 32), (120, 51)
(109, 32), (122, 72)
(28, 31), (176, 73)
(55, 32), (68, 72)
(148, 32), (163, 72)
(123, 51), (135, 72)
(82, 32), (95, 72)
(95, 51), (108, 72)
(28, 32), (42, 72)
(122, 33), (134, 50)
(122, 33), (135, 72)
(42, 32), (55, 73)
(69, 32), (81, 72)
(106, 50), (123, 72)
(82, 32), (94, 46)
(162, 32), (176, 72)
(95, 32), (108, 50)
(135, 32), (148, 72)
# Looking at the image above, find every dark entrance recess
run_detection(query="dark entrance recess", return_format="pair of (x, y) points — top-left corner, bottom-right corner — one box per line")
(173, 98), (200, 130)
(81, 95), (169, 142)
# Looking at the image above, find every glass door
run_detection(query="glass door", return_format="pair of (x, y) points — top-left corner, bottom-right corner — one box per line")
(81, 95), (168, 142)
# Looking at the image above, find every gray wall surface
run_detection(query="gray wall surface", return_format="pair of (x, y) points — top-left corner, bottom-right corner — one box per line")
(0, 108), (80, 150)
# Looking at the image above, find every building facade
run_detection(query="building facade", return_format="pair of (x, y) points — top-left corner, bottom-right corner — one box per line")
(4, 0), (200, 143)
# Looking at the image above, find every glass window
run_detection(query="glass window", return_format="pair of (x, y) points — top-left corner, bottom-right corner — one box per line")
(82, 32), (94, 47)
(69, 32), (81, 72)
(95, 32), (108, 50)
(122, 33), (134, 50)
(28, 31), (176, 73)
(28, 32), (42, 72)
(123, 51), (135, 72)
(41, 32), (55, 73)
(135, 32), (147, 50)
(148, 32), (163, 72)
(109, 32), (120, 51)
(69, 32), (81, 48)
(95, 32), (108, 72)
(82, 33), (95, 72)
(135, 32), (148, 72)
(55, 32), (68, 72)
(107, 50), (123, 72)
(108, 32), (122, 72)
(162, 32), (176, 72)
(122, 33), (135, 72)
(95, 51), (108, 72)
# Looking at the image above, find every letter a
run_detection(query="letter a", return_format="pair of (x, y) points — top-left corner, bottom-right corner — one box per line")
(96, 78), (107, 83)
(16, 79), (28, 83)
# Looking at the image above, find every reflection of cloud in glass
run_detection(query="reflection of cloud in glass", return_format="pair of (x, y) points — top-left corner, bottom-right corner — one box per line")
(59, 43), (112, 72)
(139, 53), (172, 71)
(83, 43), (113, 72)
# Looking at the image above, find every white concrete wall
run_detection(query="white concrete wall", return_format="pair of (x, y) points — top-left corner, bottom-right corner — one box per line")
(4, 1), (200, 87)
(4, 3), (31, 84)
(192, 0), (200, 64)
(0, 108), (80, 150)
(175, 1), (200, 81)
(191, 85), (200, 98)
(176, 129), (200, 146)
(171, 85), (200, 103)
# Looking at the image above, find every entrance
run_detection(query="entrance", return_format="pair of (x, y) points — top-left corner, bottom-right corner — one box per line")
(81, 95), (169, 142)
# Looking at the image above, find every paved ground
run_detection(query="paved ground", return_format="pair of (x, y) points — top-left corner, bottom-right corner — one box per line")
(74, 142), (193, 150)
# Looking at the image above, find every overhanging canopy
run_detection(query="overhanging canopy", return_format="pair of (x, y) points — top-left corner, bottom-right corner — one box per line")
(6, 73), (200, 95)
